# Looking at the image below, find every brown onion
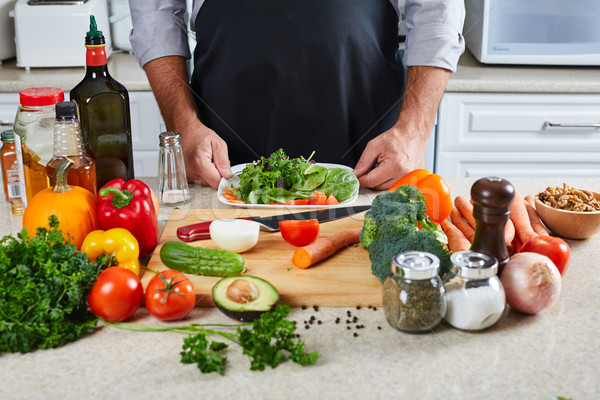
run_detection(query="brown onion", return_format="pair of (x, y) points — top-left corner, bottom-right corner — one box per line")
(500, 252), (562, 314)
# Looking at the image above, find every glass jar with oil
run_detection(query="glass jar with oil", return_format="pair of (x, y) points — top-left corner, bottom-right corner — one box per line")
(13, 87), (64, 208)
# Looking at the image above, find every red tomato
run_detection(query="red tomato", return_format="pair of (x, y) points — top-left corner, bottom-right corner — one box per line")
(88, 267), (143, 322)
(286, 199), (311, 205)
(521, 235), (571, 276)
(325, 194), (339, 205)
(145, 270), (196, 321)
(314, 191), (327, 205)
(279, 219), (320, 247)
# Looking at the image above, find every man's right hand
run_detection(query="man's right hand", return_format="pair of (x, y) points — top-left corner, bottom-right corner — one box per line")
(180, 120), (233, 189)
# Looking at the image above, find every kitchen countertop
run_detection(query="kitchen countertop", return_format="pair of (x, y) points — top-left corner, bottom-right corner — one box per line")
(0, 177), (599, 400)
(2, 50), (600, 94)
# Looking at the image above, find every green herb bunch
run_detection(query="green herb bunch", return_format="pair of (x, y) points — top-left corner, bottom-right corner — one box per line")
(105, 305), (318, 375)
(0, 216), (103, 353)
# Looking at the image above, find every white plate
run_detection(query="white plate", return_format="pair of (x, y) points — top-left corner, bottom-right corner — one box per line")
(218, 163), (359, 208)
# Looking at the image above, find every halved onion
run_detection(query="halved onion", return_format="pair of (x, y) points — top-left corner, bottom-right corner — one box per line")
(209, 219), (260, 253)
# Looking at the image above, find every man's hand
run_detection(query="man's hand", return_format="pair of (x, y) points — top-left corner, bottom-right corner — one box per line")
(180, 120), (232, 188)
(353, 124), (427, 190)
(144, 56), (233, 189)
(353, 66), (450, 190)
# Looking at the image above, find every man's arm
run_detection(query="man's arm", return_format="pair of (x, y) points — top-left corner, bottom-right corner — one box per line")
(144, 57), (232, 188)
(353, 0), (465, 189)
(353, 66), (449, 190)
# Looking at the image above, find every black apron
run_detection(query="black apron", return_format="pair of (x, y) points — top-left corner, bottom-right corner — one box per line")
(191, 0), (405, 166)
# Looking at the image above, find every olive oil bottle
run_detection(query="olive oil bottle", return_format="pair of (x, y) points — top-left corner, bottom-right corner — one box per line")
(70, 16), (134, 188)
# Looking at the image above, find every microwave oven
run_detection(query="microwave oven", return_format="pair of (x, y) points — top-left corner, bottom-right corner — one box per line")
(464, 0), (600, 66)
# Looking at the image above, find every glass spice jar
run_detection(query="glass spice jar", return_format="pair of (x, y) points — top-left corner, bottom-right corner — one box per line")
(157, 131), (190, 206)
(443, 251), (505, 331)
(382, 251), (446, 333)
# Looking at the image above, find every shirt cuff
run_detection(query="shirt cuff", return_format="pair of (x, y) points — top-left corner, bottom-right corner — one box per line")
(403, 24), (465, 72)
(129, 11), (191, 68)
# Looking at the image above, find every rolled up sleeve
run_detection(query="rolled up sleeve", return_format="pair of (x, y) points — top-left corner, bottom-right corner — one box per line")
(403, 0), (466, 72)
(128, 0), (191, 68)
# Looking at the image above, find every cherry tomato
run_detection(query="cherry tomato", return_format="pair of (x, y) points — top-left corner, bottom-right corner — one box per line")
(145, 270), (196, 321)
(325, 194), (339, 205)
(314, 191), (327, 205)
(285, 199), (311, 205)
(279, 219), (320, 247)
(88, 267), (143, 322)
(521, 235), (571, 276)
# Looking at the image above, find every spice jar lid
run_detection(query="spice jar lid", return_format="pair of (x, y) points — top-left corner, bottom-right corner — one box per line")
(392, 251), (440, 280)
(450, 251), (498, 279)
(159, 131), (182, 147)
(19, 87), (64, 107)
(1, 129), (15, 143)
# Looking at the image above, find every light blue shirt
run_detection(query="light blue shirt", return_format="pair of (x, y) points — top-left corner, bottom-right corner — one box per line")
(129, 0), (465, 72)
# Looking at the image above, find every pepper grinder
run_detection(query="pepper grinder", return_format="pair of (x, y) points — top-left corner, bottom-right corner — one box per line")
(470, 176), (515, 275)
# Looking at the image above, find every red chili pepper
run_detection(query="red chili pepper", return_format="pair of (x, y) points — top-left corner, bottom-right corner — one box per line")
(98, 179), (158, 259)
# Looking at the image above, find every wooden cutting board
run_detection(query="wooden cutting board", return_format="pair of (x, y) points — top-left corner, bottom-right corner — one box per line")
(143, 208), (383, 307)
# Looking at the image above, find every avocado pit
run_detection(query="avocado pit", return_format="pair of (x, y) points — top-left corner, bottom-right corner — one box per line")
(213, 276), (280, 322)
(226, 278), (260, 304)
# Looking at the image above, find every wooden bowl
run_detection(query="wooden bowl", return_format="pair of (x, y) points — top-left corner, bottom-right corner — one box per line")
(535, 191), (600, 239)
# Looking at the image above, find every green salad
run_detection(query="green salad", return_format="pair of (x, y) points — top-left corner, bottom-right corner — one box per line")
(231, 149), (359, 205)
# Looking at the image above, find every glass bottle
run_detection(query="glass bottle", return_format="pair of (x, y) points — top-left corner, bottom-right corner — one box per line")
(1, 130), (23, 215)
(157, 131), (190, 205)
(444, 251), (505, 331)
(13, 87), (65, 208)
(382, 251), (446, 333)
(46, 102), (97, 196)
(70, 15), (134, 188)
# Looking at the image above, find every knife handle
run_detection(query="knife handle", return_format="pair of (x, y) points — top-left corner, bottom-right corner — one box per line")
(176, 218), (254, 242)
(177, 221), (212, 242)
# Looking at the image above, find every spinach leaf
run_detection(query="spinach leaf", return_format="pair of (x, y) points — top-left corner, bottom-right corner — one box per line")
(316, 168), (359, 202)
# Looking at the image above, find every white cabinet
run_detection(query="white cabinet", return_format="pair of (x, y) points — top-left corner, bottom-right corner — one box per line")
(0, 93), (19, 131)
(129, 91), (164, 177)
(436, 92), (600, 177)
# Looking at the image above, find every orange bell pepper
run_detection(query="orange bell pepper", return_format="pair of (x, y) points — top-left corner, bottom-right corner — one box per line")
(81, 228), (140, 275)
(389, 169), (452, 224)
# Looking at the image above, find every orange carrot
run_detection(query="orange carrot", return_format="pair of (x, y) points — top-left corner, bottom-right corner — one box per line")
(510, 190), (538, 244)
(454, 196), (476, 229)
(524, 195), (549, 236)
(450, 206), (475, 242)
(504, 219), (516, 246)
(229, 199), (246, 204)
(292, 228), (362, 269)
(441, 219), (471, 252)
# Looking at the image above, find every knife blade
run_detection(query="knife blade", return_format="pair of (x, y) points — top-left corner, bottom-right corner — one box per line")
(176, 205), (371, 242)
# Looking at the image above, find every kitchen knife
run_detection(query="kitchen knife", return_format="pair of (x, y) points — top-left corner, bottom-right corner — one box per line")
(176, 205), (371, 242)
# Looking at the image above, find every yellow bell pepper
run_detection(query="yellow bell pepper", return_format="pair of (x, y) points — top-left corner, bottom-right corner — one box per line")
(81, 228), (140, 275)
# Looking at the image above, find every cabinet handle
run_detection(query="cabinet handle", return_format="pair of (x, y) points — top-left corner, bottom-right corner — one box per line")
(544, 121), (600, 128)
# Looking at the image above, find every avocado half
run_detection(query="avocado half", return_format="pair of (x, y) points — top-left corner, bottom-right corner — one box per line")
(212, 276), (280, 322)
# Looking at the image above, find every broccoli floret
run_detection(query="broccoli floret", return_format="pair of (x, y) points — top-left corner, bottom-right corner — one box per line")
(369, 223), (451, 283)
(362, 184), (450, 281)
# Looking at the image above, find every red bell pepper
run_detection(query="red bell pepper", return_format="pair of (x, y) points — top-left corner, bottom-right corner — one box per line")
(98, 179), (158, 259)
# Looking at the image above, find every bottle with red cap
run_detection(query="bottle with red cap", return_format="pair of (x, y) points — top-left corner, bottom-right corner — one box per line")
(13, 87), (65, 208)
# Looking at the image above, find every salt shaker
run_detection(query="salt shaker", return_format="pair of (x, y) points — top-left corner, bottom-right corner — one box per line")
(157, 131), (190, 205)
(444, 251), (505, 331)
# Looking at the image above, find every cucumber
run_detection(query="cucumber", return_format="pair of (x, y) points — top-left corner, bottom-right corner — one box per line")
(159, 241), (245, 276)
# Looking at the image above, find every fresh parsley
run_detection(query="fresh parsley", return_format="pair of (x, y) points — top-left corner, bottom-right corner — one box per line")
(0, 216), (103, 353)
(104, 305), (318, 375)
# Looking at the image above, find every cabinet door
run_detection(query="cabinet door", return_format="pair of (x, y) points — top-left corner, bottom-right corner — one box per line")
(129, 91), (164, 151)
(0, 93), (19, 131)
(437, 151), (600, 178)
(437, 92), (600, 153)
(133, 150), (159, 179)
